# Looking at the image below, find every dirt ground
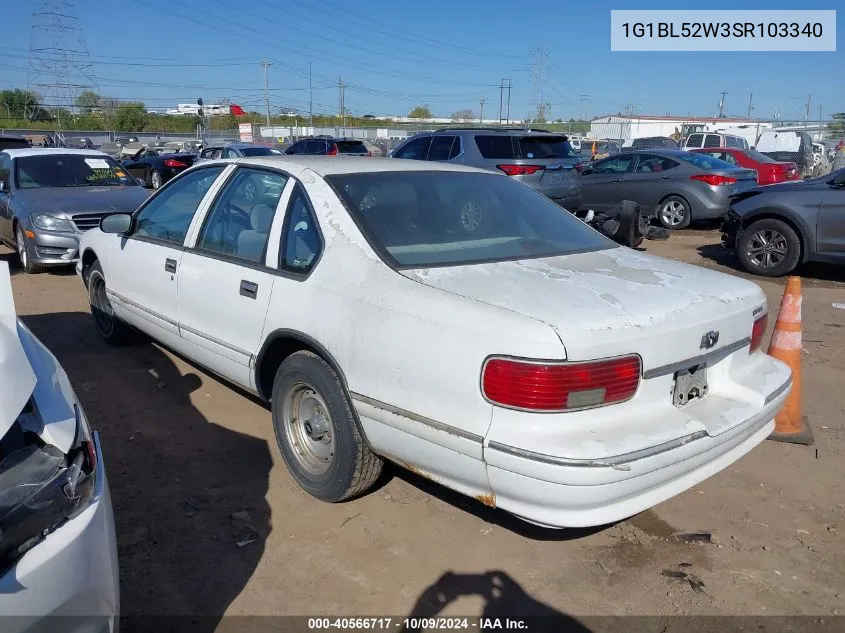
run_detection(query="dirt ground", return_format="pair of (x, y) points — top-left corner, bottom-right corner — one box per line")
(4, 229), (844, 626)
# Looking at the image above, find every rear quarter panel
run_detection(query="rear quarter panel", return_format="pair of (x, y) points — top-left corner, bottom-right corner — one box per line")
(731, 191), (819, 258)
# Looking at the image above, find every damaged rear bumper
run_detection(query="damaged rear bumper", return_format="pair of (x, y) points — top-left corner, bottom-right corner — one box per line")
(721, 210), (743, 250)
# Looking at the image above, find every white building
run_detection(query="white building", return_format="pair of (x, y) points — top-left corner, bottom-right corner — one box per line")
(590, 114), (773, 146)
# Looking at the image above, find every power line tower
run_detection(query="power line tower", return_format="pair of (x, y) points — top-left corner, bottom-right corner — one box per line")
(579, 94), (592, 122)
(531, 47), (550, 123)
(338, 76), (346, 133)
(717, 90), (728, 118)
(262, 59), (273, 127)
(27, 0), (101, 128)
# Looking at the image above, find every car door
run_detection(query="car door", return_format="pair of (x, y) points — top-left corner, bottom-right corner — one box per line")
(107, 165), (228, 349)
(619, 153), (682, 209)
(177, 166), (291, 387)
(578, 154), (636, 211)
(426, 135), (458, 163)
(815, 177), (845, 254)
(392, 136), (432, 161)
(0, 154), (13, 242)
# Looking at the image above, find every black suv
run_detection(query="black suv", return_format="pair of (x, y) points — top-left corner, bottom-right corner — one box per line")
(284, 137), (370, 156)
(391, 128), (581, 209)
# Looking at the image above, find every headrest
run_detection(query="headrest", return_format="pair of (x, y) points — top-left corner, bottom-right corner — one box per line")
(250, 205), (275, 233)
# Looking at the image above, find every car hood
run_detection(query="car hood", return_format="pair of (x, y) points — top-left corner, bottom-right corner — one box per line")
(13, 186), (149, 215)
(400, 246), (765, 372)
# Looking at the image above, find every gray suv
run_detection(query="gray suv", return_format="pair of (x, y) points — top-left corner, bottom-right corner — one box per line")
(391, 129), (581, 209)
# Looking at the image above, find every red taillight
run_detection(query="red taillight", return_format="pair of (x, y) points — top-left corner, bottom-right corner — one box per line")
(574, 162), (586, 173)
(750, 313), (768, 353)
(690, 174), (737, 186)
(482, 355), (641, 411)
(327, 143), (338, 156)
(496, 164), (543, 176)
(163, 159), (187, 168)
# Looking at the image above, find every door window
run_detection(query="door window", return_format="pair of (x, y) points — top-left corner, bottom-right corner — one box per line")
(393, 136), (432, 160)
(591, 155), (634, 174)
(719, 152), (739, 165)
(427, 136), (458, 161)
(196, 168), (288, 264)
(222, 147), (240, 158)
(201, 148), (218, 159)
(634, 154), (679, 173)
(132, 166), (226, 244)
(280, 184), (323, 273)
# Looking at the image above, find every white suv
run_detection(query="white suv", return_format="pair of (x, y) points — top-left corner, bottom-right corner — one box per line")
(683, 133), (749, 150)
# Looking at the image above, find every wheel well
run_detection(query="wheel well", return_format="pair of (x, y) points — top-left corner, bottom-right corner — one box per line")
(743, 213), (807, 263)
(658, 192), (689, 207)
(255, 332), (347, 402)
(81, 249), (99, 286)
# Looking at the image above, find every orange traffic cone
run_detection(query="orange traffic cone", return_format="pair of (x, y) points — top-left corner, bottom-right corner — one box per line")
(767, 276), (813, 445)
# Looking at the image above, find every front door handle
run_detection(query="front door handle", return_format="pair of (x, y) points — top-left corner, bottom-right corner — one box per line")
(240, 280), (258, 299)
(165, 258), (177, 273)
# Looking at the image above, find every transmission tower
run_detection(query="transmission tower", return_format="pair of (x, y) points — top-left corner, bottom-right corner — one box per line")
(27, 0), (101, 127)
(531, 47), (550, 122)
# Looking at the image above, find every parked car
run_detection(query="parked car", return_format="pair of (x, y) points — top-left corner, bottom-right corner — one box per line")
(284, 137), (370, 156)
(391, 128), (582, 210)
(196, 143), (279, 162)
(0, 148), (150, 273)
(64, 137), (96, 150)
(0, 261), (118, 627)
(77, 156), (791, 529)
(721, 168), (845, 276)
(0, 135), (31, 151)
(755, 130), (814, 179)
(579, 150), (758, 230)
(121, 148), (198, 189)
(683, 133), (749, 150)
(24, 135), (55, 148)
(689, 147), (800, 186)
(621, 137), (680, 151)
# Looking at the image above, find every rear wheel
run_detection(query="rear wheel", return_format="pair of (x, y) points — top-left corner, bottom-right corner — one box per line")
(15, 225), (44, 274)
(271, 351), (382, 502)
(150, 170), (163, 190)
(88, 261), (136, 344)
(657, 195), (691, 230)
(737, 218), (801, 277)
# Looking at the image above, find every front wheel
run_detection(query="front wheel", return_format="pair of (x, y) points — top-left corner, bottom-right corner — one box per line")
(15, 225), (44, 274)
(271, 351), (382, 502)
(88, 261), (136, 344)
(657, 196), (691, 230)
(737, 218), (801, 277)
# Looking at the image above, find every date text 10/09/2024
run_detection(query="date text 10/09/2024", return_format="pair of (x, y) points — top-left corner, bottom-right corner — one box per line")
(307, 618), (529, 630)
(621, 22), (824, 39)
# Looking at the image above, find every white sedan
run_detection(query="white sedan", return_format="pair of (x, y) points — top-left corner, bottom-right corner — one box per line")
(76, 156), (792, 529)
(0, 262), (118, 629)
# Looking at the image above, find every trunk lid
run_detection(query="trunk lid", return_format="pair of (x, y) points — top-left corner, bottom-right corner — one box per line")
(0, 265), (37, 440)
(401, 247), (765, 373)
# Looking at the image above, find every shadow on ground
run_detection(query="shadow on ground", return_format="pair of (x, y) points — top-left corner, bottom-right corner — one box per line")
(696, 244), (845, 285)
(401, 570), (589, 633)
(0, 248), (78, 278)
(22, 312), (273, 632)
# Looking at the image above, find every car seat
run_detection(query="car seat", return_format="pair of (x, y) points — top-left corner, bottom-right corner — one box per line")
(236, 204), (275, 262)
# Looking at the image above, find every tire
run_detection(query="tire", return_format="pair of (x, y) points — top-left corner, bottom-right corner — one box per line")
(657, 195), (691, 230)
(452, 187), (493, 235)
(87, 260), (136, 344)
(737, 218), (801, 277)
(150, 170), (163, 190)
(271, 351), (382, 502)
(15, 225), (45, 274)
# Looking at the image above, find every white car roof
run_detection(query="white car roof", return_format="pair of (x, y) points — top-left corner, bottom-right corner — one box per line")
(1, 148), (110, 159)
(225, 156), (492, 177)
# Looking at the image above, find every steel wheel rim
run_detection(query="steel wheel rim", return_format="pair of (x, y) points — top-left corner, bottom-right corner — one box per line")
(89, 273), (115, 335)
(16, 228), (27, 268)
(746, 229), (788, 269)
(460, 200), (483, 232)
(660, 200), (685, 227)
(281, 382), (335, 476)
(244, 181), (256, 203)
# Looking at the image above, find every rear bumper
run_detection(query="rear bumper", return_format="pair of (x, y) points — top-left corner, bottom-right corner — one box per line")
(484, 372), (791, 529)
(0, 433), (119, 631)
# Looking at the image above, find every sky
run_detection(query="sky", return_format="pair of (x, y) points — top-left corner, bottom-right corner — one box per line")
(1, 0), (842, 121)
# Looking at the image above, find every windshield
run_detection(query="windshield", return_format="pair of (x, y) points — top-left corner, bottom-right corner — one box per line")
(15, 154), (137, 188)
(744, 149), (777, 164)
(238, 146), (275, 157)
(676, 152), (736, 171)
(326, 171), (615, 268)
(517, 135), (578, 159)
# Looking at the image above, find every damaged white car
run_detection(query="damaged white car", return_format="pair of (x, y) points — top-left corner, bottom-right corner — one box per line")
(78, 157), (792, 529)
(0, 262), (118, 629)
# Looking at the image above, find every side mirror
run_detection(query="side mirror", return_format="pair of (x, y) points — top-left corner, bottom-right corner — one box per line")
(100, 213), (134, 234)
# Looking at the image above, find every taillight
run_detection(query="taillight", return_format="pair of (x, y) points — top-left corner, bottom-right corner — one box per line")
(574, 162), (585, 173)
(750, 313), (768, 353)
(496, 164), (543, 176)
(327, 144), (338, 156)
(690, 174), (737, 186)
(163, 159), (187, 168)
(482, 355), (641, 411)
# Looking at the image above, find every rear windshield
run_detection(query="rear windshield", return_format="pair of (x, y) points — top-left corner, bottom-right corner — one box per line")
(326, 171), (614, 268)
(15, 154), (136, 188)
(238, 146), (275, 157)
(676, 153), (736, 170)
(337, 141), (367, 154)
(744, 149), (776, 164)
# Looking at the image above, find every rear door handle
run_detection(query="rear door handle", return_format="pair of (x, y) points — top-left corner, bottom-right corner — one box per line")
(240, 280), (258, 299)
(165, 258), (177, 273)
(659, 176), (671, 180)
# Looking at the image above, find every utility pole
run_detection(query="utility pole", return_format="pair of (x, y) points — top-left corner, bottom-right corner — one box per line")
(498, 78), (504, 124)
(479, 97), (487, 125)
(718, 91), (728, 118)
(506, 79), (511, 125)
(804, 94), (812, 132)
(818, 104), (823, 141)
(308, 61), (313, 129)
(262, 58), (272, 127)
(579, 93), (591, 122)
(338, 76), (346, 134)
(746, 92), (753, 119)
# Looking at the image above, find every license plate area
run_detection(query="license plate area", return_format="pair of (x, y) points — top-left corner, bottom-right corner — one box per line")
(673, 364), (708, 407)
